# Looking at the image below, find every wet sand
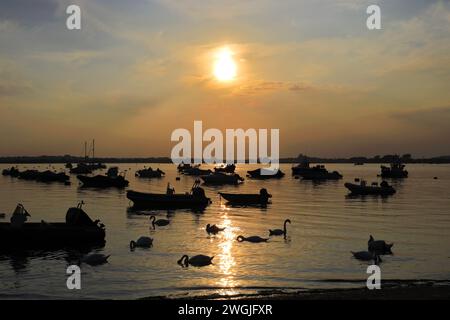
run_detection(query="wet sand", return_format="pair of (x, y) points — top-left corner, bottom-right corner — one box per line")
(143, 281), (450, 300)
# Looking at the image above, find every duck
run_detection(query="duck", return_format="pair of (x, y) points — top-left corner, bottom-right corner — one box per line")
(236, 235), (269, 243)
(80, 253), (110, 266)
(269, 219), (291, 237)
(368, 235), (393, 255)
(177, 254), (214, 267)
(130, 236), (153, 249)
(206, 224), (225, 235)
(150, 215), (170, 229)
(351, 251), (382, 264)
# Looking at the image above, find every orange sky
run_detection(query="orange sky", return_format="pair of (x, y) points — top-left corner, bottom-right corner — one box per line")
(1, 0), (450, 157)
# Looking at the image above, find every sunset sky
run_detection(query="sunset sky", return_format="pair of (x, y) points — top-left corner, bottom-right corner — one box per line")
(1, 0), (449, 157)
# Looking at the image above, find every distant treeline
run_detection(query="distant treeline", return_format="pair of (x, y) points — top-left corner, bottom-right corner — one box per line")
(1, 154), (450, 164)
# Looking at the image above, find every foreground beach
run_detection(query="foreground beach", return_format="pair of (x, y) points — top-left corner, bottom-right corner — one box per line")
(142, 281), (450, 300)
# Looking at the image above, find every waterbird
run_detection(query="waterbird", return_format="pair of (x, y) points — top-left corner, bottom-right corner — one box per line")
(80, 253), (110, 266)
(269, 219), (291, 237)
(368, 235), (393, 255)
(177, 254), (214, 267)
(206, 224), (225, 234)
(351, 251), (382, 264)
(0, 213), (6, 219)
(236, 235), (269, 243)
(130, 236), (153, 249)
(150, 215), (170, 229)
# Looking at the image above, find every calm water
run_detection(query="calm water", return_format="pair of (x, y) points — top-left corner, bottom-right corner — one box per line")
(0, 163), (449, 299)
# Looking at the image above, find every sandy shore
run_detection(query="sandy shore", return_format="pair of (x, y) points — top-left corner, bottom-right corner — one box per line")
(142, 281), (450, 300)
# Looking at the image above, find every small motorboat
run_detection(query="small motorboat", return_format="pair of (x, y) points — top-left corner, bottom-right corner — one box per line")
(2, 167), (20, 177)
(291, 160), (311, 175)
(219, 188), (272, 205)
(177, 162), (200, 173)
(380, 162), (408, 178)
(214, 164), (236, 173)
(70, 163), (93, 174)
(182, 167), (213, 176)
(135, 167), (165, 178)
(297, 165), (342, 180)
(36, 170), (70, 183)
(247, 168), (285, 179)
(345, 179), (396, 196)
(0, 203), (106, 249)
(77, 167), (129, 188)
(201, 172), (244, 185)
(18, 169), (40, 180)
(127, 180), (211, 210)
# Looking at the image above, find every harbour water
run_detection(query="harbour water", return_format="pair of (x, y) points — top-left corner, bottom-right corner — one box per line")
(0, 163), (449, 299)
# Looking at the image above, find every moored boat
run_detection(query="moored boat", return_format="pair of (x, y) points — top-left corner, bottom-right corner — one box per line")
(219, 188), (272, 205)
(0, 203), (105, 249)
(182, 167), (213, 176)
(345, 179), (396, 196)
(291, 160), (311, 175)
(214, 164), (236, 173)
(127, 180), (211, 209)
(2, 167), (20, 177)
(135, 167), (165, 178)
(70, 163), (93, 174)
(247, 168), (285, 179)
(380, 162), (408, 178)
(201, 172), (244, 185)
(77, 168), (129, 188)
(298, 165), (343, 180)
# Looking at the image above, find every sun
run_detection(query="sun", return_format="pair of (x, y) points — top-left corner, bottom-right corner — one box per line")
(213, 47), (237, 82)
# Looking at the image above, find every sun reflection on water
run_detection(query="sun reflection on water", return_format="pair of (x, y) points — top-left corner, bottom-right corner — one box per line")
(216, 213), (240, 296)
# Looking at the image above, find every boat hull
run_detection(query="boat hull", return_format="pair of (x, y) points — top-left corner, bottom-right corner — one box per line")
(77, 175), (129, 188)
(219, 193), (271, 205)
(0, 223), (105, 249)
(127, 190), (211, 209)
(344, 183), (396, 196)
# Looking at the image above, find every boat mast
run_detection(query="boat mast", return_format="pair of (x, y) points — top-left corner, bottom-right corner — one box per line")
(93, 139), (95, 162)
(84, 141), (87, 162)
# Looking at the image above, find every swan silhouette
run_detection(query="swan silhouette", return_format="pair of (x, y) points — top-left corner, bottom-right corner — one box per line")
(150, 215), (170, 229)
(130, 236), (153, 249)
(351, 251), (382, 264)
(206, 224), (225, 234)
(81, 253), (110, 266)
(236, 235), (268, 243)
(269, 219), (291, 237)
(177, 254), (214, 267)
(368, 235), (393, 254)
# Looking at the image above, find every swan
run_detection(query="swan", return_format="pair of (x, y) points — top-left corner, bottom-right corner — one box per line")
(368, 235), (393, 254)
(206, 224), (225, 234)
(130, 236), (153, 249)
(81, 253), (110, 266)
(351, 251), (382, 264)
(150, 215), (170, 229)
(236, 235), (269, 243)
(177, 254), (214, 267)
(269, 219), (291, 236)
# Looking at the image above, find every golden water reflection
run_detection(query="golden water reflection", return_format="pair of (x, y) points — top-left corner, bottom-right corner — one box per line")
(216, 212), (240, 296)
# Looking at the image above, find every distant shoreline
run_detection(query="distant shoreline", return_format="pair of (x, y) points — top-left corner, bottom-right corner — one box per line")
(1, 155), (450, 164)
